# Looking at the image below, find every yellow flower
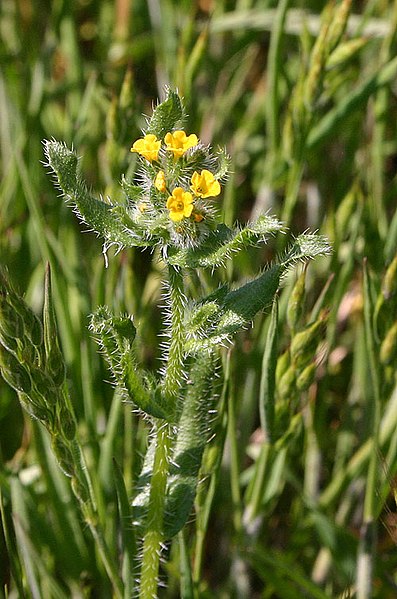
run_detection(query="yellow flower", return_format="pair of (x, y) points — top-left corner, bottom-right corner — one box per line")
(164, 131), (198, 158)
(191, 170), (221, 198)
(154, 170), (167, 192)
(130, 134), (161, 161)
(166, 187), (194, 222)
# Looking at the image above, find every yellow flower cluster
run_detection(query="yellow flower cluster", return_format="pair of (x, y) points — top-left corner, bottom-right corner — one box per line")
(131, 131), (221, 223)
(131, 130), (197, 162)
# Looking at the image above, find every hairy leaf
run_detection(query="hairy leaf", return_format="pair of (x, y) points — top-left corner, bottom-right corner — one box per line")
(146, 90), (184, 138)
(44, 140), (149, 249)
(168, 215), (283, 269)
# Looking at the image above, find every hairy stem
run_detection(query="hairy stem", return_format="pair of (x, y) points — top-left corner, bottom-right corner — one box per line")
(163, 264), (186, 408)
(139, 423), (172, 599)
(139, 264), (186, 597)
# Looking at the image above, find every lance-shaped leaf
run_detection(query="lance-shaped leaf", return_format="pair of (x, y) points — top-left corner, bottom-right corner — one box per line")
(281, 233), (331, 268)
(131, 352), (217, 539)
(43, 140), (149, 249)
(183, 233), (331, 353)
(131, 437), (156, 528)
(167, 215), (284, 269)
(163, 352), (216, 538)
(145, 89), (184, 138)
(184, 265), (281, 353)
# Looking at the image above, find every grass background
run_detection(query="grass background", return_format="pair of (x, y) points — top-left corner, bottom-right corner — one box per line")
(1, 0), (397, 597)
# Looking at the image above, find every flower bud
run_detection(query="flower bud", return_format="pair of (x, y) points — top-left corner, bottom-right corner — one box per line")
(113, 315), (136, 343)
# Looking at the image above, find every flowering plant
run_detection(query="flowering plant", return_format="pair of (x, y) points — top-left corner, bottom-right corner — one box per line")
(0, 90), (330, 598)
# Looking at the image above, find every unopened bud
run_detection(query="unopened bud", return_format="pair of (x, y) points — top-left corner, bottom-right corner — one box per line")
(113, 315), (136, 343)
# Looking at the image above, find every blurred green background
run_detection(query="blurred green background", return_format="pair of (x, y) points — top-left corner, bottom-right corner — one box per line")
(2, 0), (397, 597)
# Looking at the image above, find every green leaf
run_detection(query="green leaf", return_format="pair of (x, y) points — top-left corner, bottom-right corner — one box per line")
(280, 234), (331, 270)
(163, 352), (216, 538)
(184, 265), (281, 352)
(89, 307), (169, 419)
(44, 140), (148, 249)
(183, 233), (329, 353)
(131, 354), (217, 539)
(168, 215), (283, 269)
(259, 299), (278, 442)
(146, 89), (184, 138)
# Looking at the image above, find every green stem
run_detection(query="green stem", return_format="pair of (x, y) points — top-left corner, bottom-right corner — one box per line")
(356, 260), (381, 599)
(139, 263), (186, 597)
(85, 514), (124, 599)
(266, 0), (290, 159)
(163, 264), (186, 407)
(70, 441), (124, 598)
(281, 159), (304, 228)
(192, 352), (231, 592)
(139, 422), (172, 599)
